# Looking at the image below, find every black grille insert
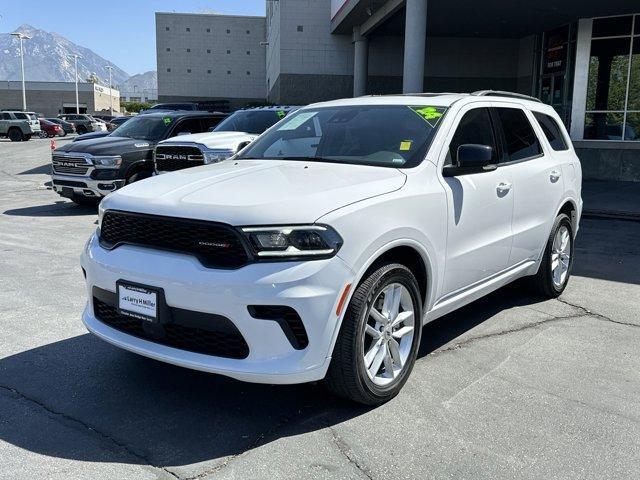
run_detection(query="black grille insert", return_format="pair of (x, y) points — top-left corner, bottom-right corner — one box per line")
(93, 287), (249, 359)
(248, 305), (309, 350)
(155, 145), (204, 172)
(99, 210), (250, 269)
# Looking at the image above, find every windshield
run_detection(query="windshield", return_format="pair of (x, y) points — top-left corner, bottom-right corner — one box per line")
(236, 105), (447, 168)
(214, 110), (286, 134)
(110, 116), (171, 141)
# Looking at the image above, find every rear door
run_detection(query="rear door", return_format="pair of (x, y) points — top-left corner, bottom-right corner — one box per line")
(491, 104), (565, 265)
(439, 104), (514, 296)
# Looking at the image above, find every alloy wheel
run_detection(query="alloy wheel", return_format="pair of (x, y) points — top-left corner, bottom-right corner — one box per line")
(551, 225), (571, 288)
(362, 283), (416, 386)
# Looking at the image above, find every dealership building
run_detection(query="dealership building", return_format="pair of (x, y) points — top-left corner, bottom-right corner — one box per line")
(157, 0), (640, 181)
(0, 81), (120, 117)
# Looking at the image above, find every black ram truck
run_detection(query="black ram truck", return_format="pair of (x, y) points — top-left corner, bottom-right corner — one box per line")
(51, 111), (226, 205)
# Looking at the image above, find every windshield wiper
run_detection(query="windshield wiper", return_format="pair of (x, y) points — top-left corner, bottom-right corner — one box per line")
(279, 156), (345, 164)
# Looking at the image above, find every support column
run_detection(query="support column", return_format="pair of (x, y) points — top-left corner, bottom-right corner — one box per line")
(570, 18), (593, 141)
(353, 27), (369, 97)
(402, 0), (427, 93)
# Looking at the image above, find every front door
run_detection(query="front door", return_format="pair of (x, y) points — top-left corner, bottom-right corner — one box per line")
(438, 105), (514, 296)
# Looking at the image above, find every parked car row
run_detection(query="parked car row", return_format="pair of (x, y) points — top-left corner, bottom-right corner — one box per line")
(50, 92), (583, 405)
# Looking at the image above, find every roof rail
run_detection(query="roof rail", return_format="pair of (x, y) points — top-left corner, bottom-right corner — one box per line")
(471, 90), (542, 103)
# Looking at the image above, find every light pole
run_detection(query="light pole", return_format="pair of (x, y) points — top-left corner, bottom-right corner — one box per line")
(10, 32), (31, 111)
(69, 54), (82, 114)
(105, 65), (114, 116)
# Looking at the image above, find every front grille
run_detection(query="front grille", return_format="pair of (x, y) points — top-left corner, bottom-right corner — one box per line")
(93, 290), (249, 359)
(99, 210), (250, 269)
(155, 145), (204, 172)
(248, 305), (309, 350)
(53, 179), (88, 188)
(52, 155), (91, 175)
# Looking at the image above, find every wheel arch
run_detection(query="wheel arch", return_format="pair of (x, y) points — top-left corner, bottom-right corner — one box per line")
(555, 197), (579, 236)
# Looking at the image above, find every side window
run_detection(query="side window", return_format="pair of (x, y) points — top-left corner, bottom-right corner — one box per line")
(2, 113), (11, 120)
(446, 108), (497, 166)
(533, 112), (569, 151)
(494, 108), (542, 162)
(201, 117), (224, 131)
(171, 118), (203, 136)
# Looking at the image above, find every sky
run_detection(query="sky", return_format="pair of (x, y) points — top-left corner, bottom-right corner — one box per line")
(0, 0), (265, 75)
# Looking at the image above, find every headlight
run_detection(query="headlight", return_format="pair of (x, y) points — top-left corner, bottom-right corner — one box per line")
(91, 155), (122, 168)
(241, 225), (342, 260)
(203, 149), (234, 164)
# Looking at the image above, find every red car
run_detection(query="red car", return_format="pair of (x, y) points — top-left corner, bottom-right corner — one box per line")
(39, 119), (64, 137)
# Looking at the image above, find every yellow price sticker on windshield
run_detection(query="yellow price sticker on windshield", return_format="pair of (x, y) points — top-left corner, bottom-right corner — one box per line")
(399, 140), (412, 151)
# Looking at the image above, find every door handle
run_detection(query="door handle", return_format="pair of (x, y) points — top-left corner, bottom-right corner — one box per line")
(496, 182), (512, 195)
(550, 170), (561, 182)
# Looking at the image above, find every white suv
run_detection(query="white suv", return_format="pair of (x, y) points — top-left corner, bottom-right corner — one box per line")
(81, 92), (582, 405)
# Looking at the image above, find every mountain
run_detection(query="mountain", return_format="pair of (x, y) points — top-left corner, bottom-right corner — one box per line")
(0, 24), (129, 85)
(119, 70), (157, 92)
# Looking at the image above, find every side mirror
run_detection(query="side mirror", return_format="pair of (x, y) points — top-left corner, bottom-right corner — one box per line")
(444, 144), (496, 176)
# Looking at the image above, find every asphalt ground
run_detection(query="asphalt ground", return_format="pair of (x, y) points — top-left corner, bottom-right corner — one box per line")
(1, 137), (639, 480)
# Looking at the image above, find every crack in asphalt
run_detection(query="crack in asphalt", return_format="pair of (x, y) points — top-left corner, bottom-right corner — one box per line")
(0, 384), (179, 479)
(329, 427), (374, 480)
(555, 297), (640, 328)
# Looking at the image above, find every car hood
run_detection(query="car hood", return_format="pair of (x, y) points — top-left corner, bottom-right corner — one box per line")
(102, 159), (407, 225)
(161, 131), (257, 150)
(58, 136), (154, 155)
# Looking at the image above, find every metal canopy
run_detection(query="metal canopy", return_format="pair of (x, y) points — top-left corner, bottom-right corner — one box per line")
(332, 0), (639, 37)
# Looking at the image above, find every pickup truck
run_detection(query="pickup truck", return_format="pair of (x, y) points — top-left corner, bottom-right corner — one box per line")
(0, 111), (38, 141)
(51, 111), (226, 205)
(154, 106), (298, 173)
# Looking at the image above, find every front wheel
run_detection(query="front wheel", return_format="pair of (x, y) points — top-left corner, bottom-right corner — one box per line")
(528, 213), (574, 298)
(8, 128), (23, 142)
(325, 263), (422, 405)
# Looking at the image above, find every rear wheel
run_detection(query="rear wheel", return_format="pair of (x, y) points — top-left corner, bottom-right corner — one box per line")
(22, 134), (32, 141)
(8, 128), (23, 142)
(325, 263), (422, 405)
(528, 213), (574, 298)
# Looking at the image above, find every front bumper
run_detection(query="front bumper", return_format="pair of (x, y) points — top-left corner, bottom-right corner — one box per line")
(80, 233), (355, 384)
(52, 173), (124, 199)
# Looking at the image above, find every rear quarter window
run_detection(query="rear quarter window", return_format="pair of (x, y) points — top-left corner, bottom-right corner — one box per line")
(533, 112), (569, 151)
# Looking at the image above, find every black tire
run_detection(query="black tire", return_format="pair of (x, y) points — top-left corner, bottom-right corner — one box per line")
(77, 126), (87, 135)
(71, 194), (100, 207)
(22, 134), (32, 141)
(8, 128), (23, 142)
(325, 262), (423, 405)
(126, 170), (152, 185)
(527, 213), (574, 298)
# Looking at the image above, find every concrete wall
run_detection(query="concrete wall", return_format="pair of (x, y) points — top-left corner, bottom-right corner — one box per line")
(267, 0), (353, 103)
(575, 141), (640, 182)
(0, 82), (119, 117)
(156, 12), (267, 103)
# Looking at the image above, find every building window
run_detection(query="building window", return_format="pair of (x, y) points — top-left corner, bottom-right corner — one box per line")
(207, 49), (211, 53)
(207, 69), (212, 74)
(166, 47), (170, 52)
(585, 14), (640, 141)
(227, 49), (231, 54)
(227, 70), (231, 75)
(207, 28), (211, 33)
(187, 69), (191, 73)
(246, 30), (250, 34)
(297, 25), (304, 32)
(246, 71), (251, 75)
(165, 27), (169, 31)
(167, 68), (171, 72)
(247, 50), (250, 55)
(226, 29), (230, 34)
(186, 27), (190, 32)
(186, 48), (191, 52)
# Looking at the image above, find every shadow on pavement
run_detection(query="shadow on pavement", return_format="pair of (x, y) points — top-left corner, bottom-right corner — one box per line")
(0, 286), (543, 471)
(3, 201), (97, 217)
(18, 164), (52, 175)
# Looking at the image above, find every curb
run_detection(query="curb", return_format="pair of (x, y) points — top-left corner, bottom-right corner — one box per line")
(582, 210), (640, 222)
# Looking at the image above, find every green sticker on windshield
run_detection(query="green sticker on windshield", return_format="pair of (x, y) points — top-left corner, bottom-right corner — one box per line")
(163, 117), (172, 125)
(276, 110), (286, 119)
(411, 106), (444, 121)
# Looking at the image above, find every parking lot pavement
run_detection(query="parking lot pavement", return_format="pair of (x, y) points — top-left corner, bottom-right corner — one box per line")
(0, 138), (639, 480)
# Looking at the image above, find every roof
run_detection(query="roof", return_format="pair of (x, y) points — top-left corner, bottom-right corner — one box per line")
(237, 106), (302, 112)
(305, 91), (546, 109)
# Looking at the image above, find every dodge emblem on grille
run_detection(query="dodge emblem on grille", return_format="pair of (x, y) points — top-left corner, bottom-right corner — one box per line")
(197, 241), (231, 248)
